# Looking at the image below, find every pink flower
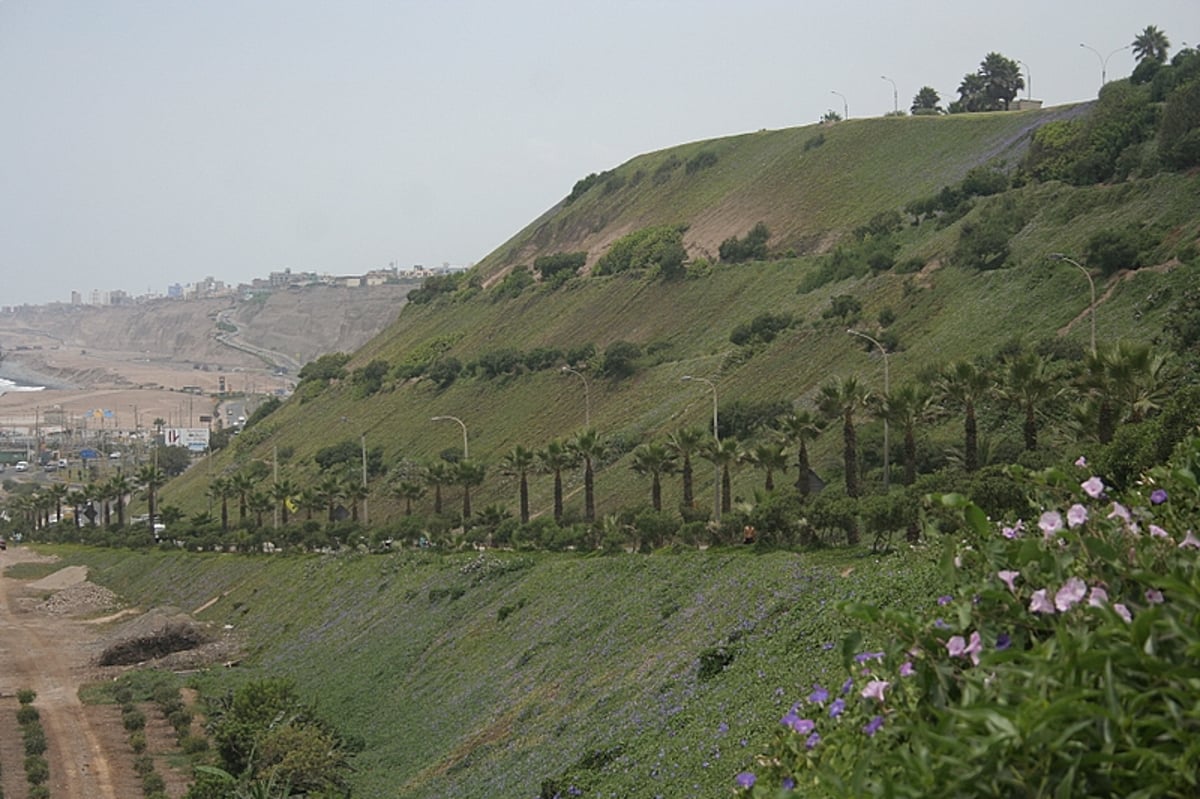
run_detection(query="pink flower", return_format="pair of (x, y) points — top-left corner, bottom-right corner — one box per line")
(860, 679), (889, 703)
(964, 631), (983, 666)
(1179, 530), (1200, 550)
(1075, 455), (1087, 467)
(1067, 504), (1088, 528)
(1113, 603), (1133, 623)
(1055, 577), (1088, 612)
(1029, 589), (1055, 614)
(1145, 588), (1164, 605)
(1087, 586), (1108, 607)
(899, 661), (915, 677)
(1039, 511), (1063, 538)
(1108, 502), (1132, 524)
(946, 635), (966, 657)
(1081, 476), (1105, 498)
(1149, 524), (1169, 539)
(998, 570), (1020, 593)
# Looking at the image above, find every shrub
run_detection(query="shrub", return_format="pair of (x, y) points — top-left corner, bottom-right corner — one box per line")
(16, 705), (39, 725)
(593, 224), (688, 279)
(17, 689), (36, 705)
(719, 222), (770, 263)
(534, 251), (587, 282)
(599, 341), (642, 379)
(22, 726), (47, 756)
(685, 150), (718, 174)
(1084, 226), (1149, 275)
(24, 755), (49, 785)
(130, 731), (147, 754)
(123, 707), (147, 732)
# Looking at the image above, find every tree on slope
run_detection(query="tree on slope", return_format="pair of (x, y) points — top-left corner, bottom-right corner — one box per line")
(776, 411), (824, 497)
(538, 440), (577, 524)
(666, 426), (706, 508)
(818, 377), (869, 500)
(570, 429), (606, 523)
(938, 361), (993, 472)
(1132, 25), (1170, 64)
(630, 443), (677, 512)
(501, 445), (537, 524)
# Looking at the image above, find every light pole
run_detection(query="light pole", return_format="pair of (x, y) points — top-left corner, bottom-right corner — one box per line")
(1048, 253), (1097, 355)
(1017, 59), (1031, 99)
(830, 90), (848, 120)
(682, 375), (721, 522)
(561, 366), (590, 428)
(1079, 42), (1130, 89)
(880, 75), (897, 114)
(340, 417), (369, 525)
(847, 329), (891, 492)
(431, 415), (469, 459)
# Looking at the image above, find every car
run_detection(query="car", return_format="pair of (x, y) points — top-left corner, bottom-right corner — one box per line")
(14, 461), (28, 472)
(43, 462), (57, 472)
(109, 451), (122, 460)
(57, 458), (68, 468)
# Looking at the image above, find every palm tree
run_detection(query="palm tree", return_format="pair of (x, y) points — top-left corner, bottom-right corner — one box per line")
(103, 473), (133, 526)
(249, 490), (273, 528)
(537, 440), (577, 523)
(666, 427), (706, 509)
(876, 383), (936, 485)
(136, 463), (167, 527)
(570, 429), (606, 522)
(208, 476), (234, 532)
(1132, 25), (1170, 64)
(231, 472), (258, 527)
(630, 442), (677, 511)
(66, 488), (88, 529)
(937, 362), (992, 473)
(998, 352), (1060, 451)
(296, 487), (321, 522)
(456, 460), (486, 520)
(270, 477), (298, 527)
(342, 479), (368, 523)
(316, 475), (343, 523)
(47, 483), (69, 527)
(392, 481), (426, 517)
(743, 442), (788, 492)
(818, 377), (869, 497)
(1106, 341), (1171, 424)
(700, 438), (741, 515)
(425, 461), (456, 516)
(776, 411), (824, 497)
(501, 445), (537, 524)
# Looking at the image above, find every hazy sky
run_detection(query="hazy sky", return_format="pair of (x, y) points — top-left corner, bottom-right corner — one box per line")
(2, 1), (1196, 306)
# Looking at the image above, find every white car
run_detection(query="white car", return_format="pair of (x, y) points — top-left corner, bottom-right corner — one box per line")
(14, 461), (28, 472)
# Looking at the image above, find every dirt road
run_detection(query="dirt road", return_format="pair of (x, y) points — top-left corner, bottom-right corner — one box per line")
(0, 548), (122, 799)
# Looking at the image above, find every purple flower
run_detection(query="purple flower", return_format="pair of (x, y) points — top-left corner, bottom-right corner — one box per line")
(946, 635), (967, 657)
(735, 771), (756, 789)
(899, 661), (915, 677)
(807, 684), (829, 704)
(995, 633), (1011, 651)
(568, 787), (582, 797)
(1055, 577), (1088, 612)
(1179, 530), (1200, 550)
(840, 677), (854, 695)
(1075, 455), (1088, 467)
(1149, 524), (1169, 539)
(964, 631), (983, 665)
(934, 618), (950, 629)
(1087, 586), (1109, 607)
(1145, 588), (1164, 605)
(1082, 476), (1105, 498)
(860, 679), (889, 702)
(998, 569), (1020, 592)
(1030, 589), (1055, 614)
(854, 651), (884, 664)
(1113, 603), (1133, 623)
(1067, 504), (1088, 528)
(937, 594), (954, 606)
(782, 777), (796, 790)
(1039, 511), (1063, 538)
(805, 731), (821, 749)
(829, 698), (845, 718)
(1108, 502), (1132, 524)
(1001, 520), (1025, 539)
(862, 715), (885, 737)
(781, 713), (815, 735)
(717, 722), (729, 735)
(1150, 488), (1168, 505)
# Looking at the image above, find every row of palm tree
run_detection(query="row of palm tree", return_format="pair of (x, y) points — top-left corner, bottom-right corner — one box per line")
(6, 462), (169, 533)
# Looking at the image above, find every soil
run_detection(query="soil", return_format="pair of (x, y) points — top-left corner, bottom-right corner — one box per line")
(0, 547), (235, 799)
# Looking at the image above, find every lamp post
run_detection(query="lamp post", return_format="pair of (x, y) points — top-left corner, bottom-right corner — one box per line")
(431, 415), (469, 459)
(561, 366), (590, 428)
(847, 329), (891, 492)
(340, 417), (369, 525)
(682, 375), (721, 522)
(1017, 59), (1031, 99)
(1079, 42), (1130, 89)
(830, 90), (848, 120)
(880, 75), (898, 114)
(1048, 253), (1097, 355)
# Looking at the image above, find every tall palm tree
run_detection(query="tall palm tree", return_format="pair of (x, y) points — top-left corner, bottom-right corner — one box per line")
(136, 463), (167, 527)
(425, 461), (456, 516)
(937, 362), (992, 473)
(456, 460), (486, 520)
(249, 490), (273, 528)
(296, 486), (321, 522)
(501, 445), (537, 524)
(208, 476), (234, 532)
(666, 427), (706, 509)
(998, 352), (1060, 451)
(537, 440), (577, 524)
(776, 411), (824, 497)
(231, 472), (258, 527)
(1106, 340), (1171, 424)
(392, 480), (426, 517)
(270, 477), (298, 527)
(1132, 25), (1170, 64)
(104, 473), (134, 527)
(700, 438), (741, 514)
(818, 377), (869, 497)
(66, 488), (88, 529)
(630, 442), (677, 512)
(876, 383), (936, 485)
(570, 429), (606, 522)
(743, 442), (788, 492)
(342, 479), (368, 523)
(316, 475), (343, 523)
(47, 483), (69, 527)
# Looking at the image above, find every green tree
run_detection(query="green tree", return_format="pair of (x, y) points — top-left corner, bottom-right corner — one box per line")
(1132, 24), (1170, 64)
(501, 446), (536, 524)
(425, 462), (456, 515)
(701, 438), (741, 514)
(938, 361), (993, 472)
(315, 475), (343, 523)
(743, 442), (788, 492)
(776, 411), (825, 497)
(666, 427), (706, 508)
(998, 352), (1061, 451)
(106, 473), (134, 527)
(818, 377), (869, 502)
(208, 477), (233, 531)
(538, 440), (577, 524)
(570, 429), (606, 523)
(876, 383), (936, 485)
(231, 472), (258, 527)
(980, 52), (1024, 110)
(391, 480), (426, 517)
(269, 478), (298, 527)
(630, 443), (677, 512)
(456, 460), (486, 520)
(136, 464), (167, 529)
(910, 86), (943, 115)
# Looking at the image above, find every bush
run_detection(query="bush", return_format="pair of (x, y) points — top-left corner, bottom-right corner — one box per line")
(24, 755), (48, 785)
(685, 150), (719, 174)
(534, 251), (587, 282)
(17, 689), (36, 705)
(599, 340), (642, 379)
(16, 705), (39, 725)
(123, 707), (147, 732)
(130, 731), (147, 754)
(1084, 226), (1150, 275)
(719, 223), (770, 263)
(593, 224), (688, 279)
(22, 726), (47, 756)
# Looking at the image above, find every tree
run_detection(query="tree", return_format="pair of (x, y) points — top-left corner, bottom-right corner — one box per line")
(270, 478), (298, 527)
(231, 472), (258, 527)
(776, 411), (824, 497)
(980, 52), (1024, 110)
(501, 446), (537, 524)
(938, 361), (993, 472)
(743, 442), (788, 492)
(456, 460), (486, 520)
(570, 429), (606, 523)
(392, 481), (426, 517)
(249, 490), (273, 528)
(538, 440), (577, 524)
(998, 352), (1060, 451)
(425, 462), (456, 515)
(1132, 25), (1170, 64)
(136, 464), (167, 528)
(875, 383), (936, 485)
(66, 488), (88, 529)
(342, 479), (367, 524)
(106, 474), (134, 527)
(701, 438), (741, 515)
(911, 86), (943, 115)
(315, 475), (343, 523)
(818, 377), (869, 502)
(666, 427), (706, 508)
(630, 443), (677, 512)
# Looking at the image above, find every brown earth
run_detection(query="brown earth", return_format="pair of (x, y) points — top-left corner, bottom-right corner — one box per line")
(0, 547), (235, 799)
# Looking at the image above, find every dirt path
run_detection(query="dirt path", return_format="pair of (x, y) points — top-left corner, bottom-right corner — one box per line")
(0, 547), (122, 799)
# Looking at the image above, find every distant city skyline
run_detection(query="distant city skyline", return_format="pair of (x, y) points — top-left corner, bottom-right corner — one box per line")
(2, 0), (1196, 306)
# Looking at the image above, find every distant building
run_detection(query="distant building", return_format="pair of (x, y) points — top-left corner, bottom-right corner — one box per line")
(1012, 98), (1043, 111)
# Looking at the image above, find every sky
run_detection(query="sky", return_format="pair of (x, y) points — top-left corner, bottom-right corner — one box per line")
(1, 1), (1197, 307)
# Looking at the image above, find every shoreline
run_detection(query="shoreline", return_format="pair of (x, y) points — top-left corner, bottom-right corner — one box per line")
(0, 357), (77, 391)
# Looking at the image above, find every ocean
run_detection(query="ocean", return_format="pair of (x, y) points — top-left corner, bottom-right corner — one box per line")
(0, 376), (47, 394)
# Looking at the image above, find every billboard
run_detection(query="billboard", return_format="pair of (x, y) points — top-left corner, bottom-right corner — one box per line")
(165, 427), (211, 452)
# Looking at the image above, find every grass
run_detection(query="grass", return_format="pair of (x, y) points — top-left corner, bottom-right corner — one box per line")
(51, 542), (943, 798)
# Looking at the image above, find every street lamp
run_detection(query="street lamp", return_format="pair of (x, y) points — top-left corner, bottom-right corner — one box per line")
(880, 75), (898, 114)
(340, 417), (369, 525)
(682, 375), (721, 522)
(1017, 59), (1031, 99)
(847, 329), (891, 492)
(431, 415), (469, 459)
(561, 366), (590, 428)
(1048, 253), (1097, 355)
(830, 90), (848, 120)
(1079, 42), (1130, 89)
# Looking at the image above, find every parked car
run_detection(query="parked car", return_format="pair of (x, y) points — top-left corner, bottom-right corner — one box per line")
(14, 461), (28, 472)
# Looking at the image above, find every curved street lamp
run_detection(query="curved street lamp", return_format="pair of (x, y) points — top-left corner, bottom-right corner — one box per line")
(830, 90), (848, 120)
(1079, 42), (1130, 89)
(1048, 253), (1097, 355)
(682, 375), (721, 522)
(847, 329), (890, 492)
(880, 75), (898, 114)
(561, 366), (590, 428)
(431, 415), (469, 459)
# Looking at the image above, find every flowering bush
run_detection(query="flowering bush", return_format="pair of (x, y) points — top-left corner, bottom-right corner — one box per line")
(736, 436), (1200, 797)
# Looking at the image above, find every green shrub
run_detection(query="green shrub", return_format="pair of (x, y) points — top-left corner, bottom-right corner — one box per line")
(1084, 226), (1150, 275)
(142, 771), (166, 794)
(719, 222), (770, 263)
(123, 707), (147, 732)
(685, 150), (718, 174)
(16, 705), (39, 725)
(16, 689), (36, 705)
(130, 731), (147, 754)
(24, 755), (48, 785)
(22, 726), (47, 756)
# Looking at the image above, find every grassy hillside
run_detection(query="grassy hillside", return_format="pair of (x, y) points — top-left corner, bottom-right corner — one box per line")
(52, 543), (940, 798)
